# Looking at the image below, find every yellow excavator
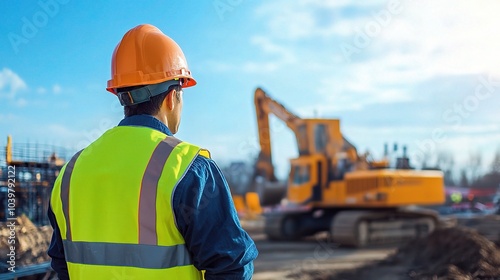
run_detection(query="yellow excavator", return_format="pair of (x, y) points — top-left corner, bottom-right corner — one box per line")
(252, 88), (445, 247)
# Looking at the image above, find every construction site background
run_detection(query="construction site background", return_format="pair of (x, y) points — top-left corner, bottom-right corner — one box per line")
(1, 137), (500, 279)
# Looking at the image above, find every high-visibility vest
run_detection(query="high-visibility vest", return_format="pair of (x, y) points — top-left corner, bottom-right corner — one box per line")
(50, 126), (210, 279)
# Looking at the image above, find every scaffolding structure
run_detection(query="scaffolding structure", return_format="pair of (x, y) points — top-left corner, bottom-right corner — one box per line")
(0, 136), (73, 225)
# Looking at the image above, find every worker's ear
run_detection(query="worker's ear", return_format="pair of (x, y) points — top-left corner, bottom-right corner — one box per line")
(164, 89), (176, 111)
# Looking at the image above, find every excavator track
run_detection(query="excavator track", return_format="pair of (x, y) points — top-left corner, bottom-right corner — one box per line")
(331, 209), (437, 247)
(264, 210), (332, 241)
(264, 212), (304, 241)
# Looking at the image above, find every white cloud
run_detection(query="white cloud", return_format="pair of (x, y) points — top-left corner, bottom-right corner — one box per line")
(254, 0), (382, 40)
(0, 68), (27, 99)
(199, 60), (234, 72)
(15, 98), (27, 107)
(242, 61), (279, 73)
(195, 133), (252, 162)
(249, 0), (500, 113)
(255, 3), (317, 41)
(0, 113), (18, 123)
(53, 84), (62, 94)
(37, 87), (47, 94)
(201, 36), (297, 74)
(374, 1), (500, 78)
(297, 71), (414, 115)
(45, 124), (80, 138)
(250, 36), (296, 63)
(448, 124), (500, 135)
(254, 0), (500, 79)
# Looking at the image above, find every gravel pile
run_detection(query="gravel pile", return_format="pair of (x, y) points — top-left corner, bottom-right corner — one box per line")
(0, 215), (52, 273)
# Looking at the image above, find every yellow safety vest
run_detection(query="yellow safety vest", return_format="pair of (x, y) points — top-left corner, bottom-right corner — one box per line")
(50, 126), (210, 279)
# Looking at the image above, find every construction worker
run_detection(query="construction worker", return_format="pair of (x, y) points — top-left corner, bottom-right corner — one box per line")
(47, 24), (257, 279)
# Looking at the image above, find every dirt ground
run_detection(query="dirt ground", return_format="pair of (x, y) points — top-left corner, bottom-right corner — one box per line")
(252, 232), (395, 280)
(242, 219), (396, 280)
(247, 220), (500, 280)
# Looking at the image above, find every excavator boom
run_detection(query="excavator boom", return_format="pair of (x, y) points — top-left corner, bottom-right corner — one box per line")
(254, 88), (300, 181)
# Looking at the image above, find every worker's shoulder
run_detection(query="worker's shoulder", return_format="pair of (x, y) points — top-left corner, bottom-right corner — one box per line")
(187, 154), (220, 175)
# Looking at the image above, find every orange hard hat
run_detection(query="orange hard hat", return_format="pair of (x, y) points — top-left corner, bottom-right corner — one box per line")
(106, 24), (196, 94)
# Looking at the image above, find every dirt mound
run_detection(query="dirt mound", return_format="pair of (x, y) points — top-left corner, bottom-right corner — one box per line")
(288, 227), (500, 280)
(0, 215), (52, 273)
(389, 227), (500, 279)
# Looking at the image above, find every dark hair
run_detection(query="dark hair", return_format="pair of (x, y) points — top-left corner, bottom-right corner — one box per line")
(122, 85), (181, 117)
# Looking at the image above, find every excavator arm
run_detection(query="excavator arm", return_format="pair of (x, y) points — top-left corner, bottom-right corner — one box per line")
(254, 88), (301, 181)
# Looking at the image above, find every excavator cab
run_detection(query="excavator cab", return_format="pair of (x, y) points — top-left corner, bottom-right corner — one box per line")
(285, 119), (357, 206)
(294, 119), (343, 157)
(287, 155), (326, 205)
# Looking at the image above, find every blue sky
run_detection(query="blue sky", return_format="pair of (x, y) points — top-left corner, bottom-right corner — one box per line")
(1, 0), (500, 180)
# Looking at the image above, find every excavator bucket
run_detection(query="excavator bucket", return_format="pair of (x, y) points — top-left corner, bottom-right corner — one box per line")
(257, 180), (287, 206)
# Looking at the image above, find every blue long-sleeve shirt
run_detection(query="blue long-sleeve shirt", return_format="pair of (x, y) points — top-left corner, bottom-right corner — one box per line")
(48, 114), (258, 279)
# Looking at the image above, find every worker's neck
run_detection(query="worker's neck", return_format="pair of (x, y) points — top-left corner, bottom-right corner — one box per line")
(153, 114), (170, 131)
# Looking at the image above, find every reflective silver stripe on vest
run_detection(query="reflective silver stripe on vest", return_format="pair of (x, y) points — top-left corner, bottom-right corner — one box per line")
(63, 240), (192, 269)
(139, 137), (182, 245)
(60, 150), (83, 241)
